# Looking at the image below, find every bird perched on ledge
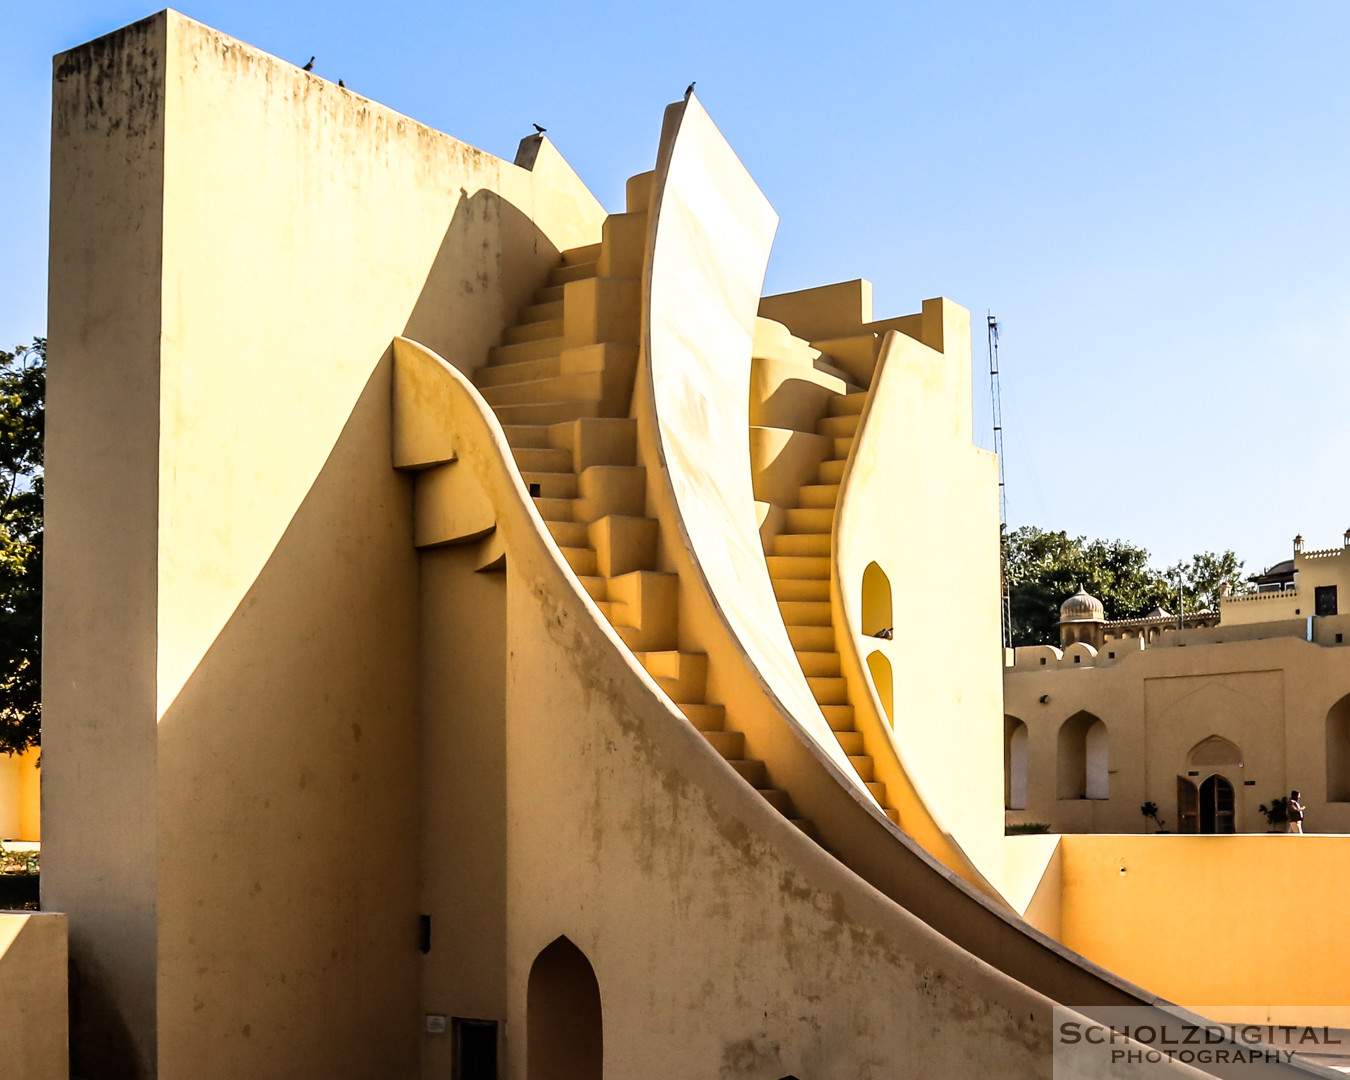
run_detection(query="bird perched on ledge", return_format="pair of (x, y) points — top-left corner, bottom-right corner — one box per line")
(685, 81), (695, 98)
(533, 123), (547, 135)
(302, 56), (314, 71)
(338, 79), (345, 88)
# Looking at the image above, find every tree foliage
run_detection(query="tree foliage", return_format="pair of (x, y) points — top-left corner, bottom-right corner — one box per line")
(0, 339), (44, 755)
(1004, 526), (1248, 648)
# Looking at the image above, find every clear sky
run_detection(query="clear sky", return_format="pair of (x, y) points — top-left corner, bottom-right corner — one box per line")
(4, 2), (1348, 575)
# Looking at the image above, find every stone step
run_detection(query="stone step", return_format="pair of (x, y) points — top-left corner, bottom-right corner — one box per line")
(533, 497), (573, 521)
(481, 371), (604, 409)
(799, 484), (839, 509)
(795, 651), (841, 677)
(866, 781), (887, 804)
(849, 755), (875, 782)
(730, 759), (768, 787)
(787, 625), (835, 651)
(790, 818), (819, 840)
(474, 355), (562, 389)
(511, 446), (572, 473)
(828, 392), (868, 417)
(821, 705), (855, 731)
(519, 299), (564, 324)
(561, 242), (604, 266)
(817, 413), (860, 439)
(494, 399), (601, 427)
(817, 458), (847, 484)
(702, 730), (745, 760)
(577, 575), (607, 601)
(534, 284), (565, 305)
(678, 703), (725, 731)
(782, 508), (834, 535)
(549, 260), (599, 286)
(638, 650), (708, 702)
(560, 546), (598, 576)
(772, 533), (831, 557)
(778, 601), (832, 628)
(520, 470), (578, 500)
(503, 424), (551, 449)
(546, 520), (588, 547)
(487, 336), (563, 367)
(807, 676), (849, 705)
(503, 317), (564, 346)
(760, 788), (793, 815)
(835, 730), (864, 755)
(832, 436), (854, 458)
(766, 555), (829, 580)
(771, 577), (829, 602)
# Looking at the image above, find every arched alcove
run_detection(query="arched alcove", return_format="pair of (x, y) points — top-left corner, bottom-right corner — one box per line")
(1058, 711), (1108, 800)
(1085, 719), (1109, 800)
(861, 561), (892, 638)
(1005, 716), (1028, 810)
(1188, 734), (1242, 770)
(1327, 694), (1350, 801)
(866, 651), (893, 725)
(528, 936), (603, 1080)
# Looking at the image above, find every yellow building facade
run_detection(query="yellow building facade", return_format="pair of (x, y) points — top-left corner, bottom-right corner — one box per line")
(4, 11), (1346, 1079)
(1006, 537), (1350, 835)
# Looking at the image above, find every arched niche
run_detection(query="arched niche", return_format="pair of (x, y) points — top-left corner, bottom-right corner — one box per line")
(1005, 716), (1028, 810)
(866, 651), (893, 726)
(528, 936), (603, 1080)
(861, 561), (892, 638)
(1328, 694), (1350, 802)
(1188, 734), (1242, 770)
(1058, 711), (1108, 800)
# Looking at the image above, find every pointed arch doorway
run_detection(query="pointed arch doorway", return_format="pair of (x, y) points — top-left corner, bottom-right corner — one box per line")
(1199, 775), (1236, 834)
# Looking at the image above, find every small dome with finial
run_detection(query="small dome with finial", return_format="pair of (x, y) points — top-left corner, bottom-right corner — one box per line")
(1058, 585), (1105, 625)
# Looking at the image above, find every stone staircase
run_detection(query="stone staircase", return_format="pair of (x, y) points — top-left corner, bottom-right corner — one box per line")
(471, 172), (818, 839)
(755, 348), (902, 826)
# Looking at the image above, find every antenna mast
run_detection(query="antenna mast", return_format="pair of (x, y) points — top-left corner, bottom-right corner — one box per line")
(988, 314), (1011, 650)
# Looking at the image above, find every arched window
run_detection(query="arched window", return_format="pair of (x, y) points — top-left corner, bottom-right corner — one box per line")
(1005, 716), (1028, 810)
(1328, 694), (1350, 802)
(861, 562), (892, 638)
(866, 651), (893, 725)
(528, 936), (603, 1080)
(1058, 711), (1108, 800)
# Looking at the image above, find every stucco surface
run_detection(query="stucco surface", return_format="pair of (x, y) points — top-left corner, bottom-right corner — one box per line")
(0, 914), (68, 1080)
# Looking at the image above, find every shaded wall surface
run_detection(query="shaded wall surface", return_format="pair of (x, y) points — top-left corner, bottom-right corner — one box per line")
(44, 12), (602, 1078)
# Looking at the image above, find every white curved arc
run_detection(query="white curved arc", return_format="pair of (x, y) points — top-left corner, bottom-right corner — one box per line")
(643, 97), (863, 788)
(833, 331), (996, 891)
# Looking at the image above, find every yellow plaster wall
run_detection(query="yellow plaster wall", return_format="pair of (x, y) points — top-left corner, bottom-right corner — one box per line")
(1057, 834), (1350, 1025)
(0, 913), (68, 1080)
(833, 310), (1009, 888)
(0, 749), (39, 841)
(46, 12), (605, 1078)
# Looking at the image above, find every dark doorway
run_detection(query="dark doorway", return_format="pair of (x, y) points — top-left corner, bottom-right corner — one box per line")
(1177, 776), (1198, 833)
(528, 936), (603, 1080)
(1317, 585), (1339, 617)
(454, 1018), (498, 1080)
(1199, 775), (1235, 833)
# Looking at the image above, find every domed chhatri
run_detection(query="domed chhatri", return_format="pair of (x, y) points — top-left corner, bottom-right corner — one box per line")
(1058, 586), (1105, 648)
(1059, 586), (1105, 624)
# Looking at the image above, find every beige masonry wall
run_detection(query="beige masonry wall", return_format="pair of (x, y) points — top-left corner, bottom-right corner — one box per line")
(1005, 635), (1350, 835)
(46, 12), (603, 1078)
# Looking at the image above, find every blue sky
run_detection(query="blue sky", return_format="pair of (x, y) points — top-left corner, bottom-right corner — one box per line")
(4, 2), (1349, 574)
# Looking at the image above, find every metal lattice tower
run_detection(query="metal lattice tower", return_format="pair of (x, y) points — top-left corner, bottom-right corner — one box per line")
(988, 314), (1011, 649)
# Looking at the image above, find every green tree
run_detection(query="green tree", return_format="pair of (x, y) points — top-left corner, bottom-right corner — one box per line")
(0, 339), (44, 755)
(1005, 527), (1175, 646)
(1165, 550), (1251, 614)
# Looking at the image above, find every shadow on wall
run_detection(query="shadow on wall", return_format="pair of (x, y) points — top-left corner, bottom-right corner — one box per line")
(66, 362), (420, 1080)
(66, 190), (562, 1078)
(403, 187), (562, 377)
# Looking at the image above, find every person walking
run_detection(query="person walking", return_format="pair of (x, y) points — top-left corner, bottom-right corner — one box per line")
(1287, 790), (1305, 834)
